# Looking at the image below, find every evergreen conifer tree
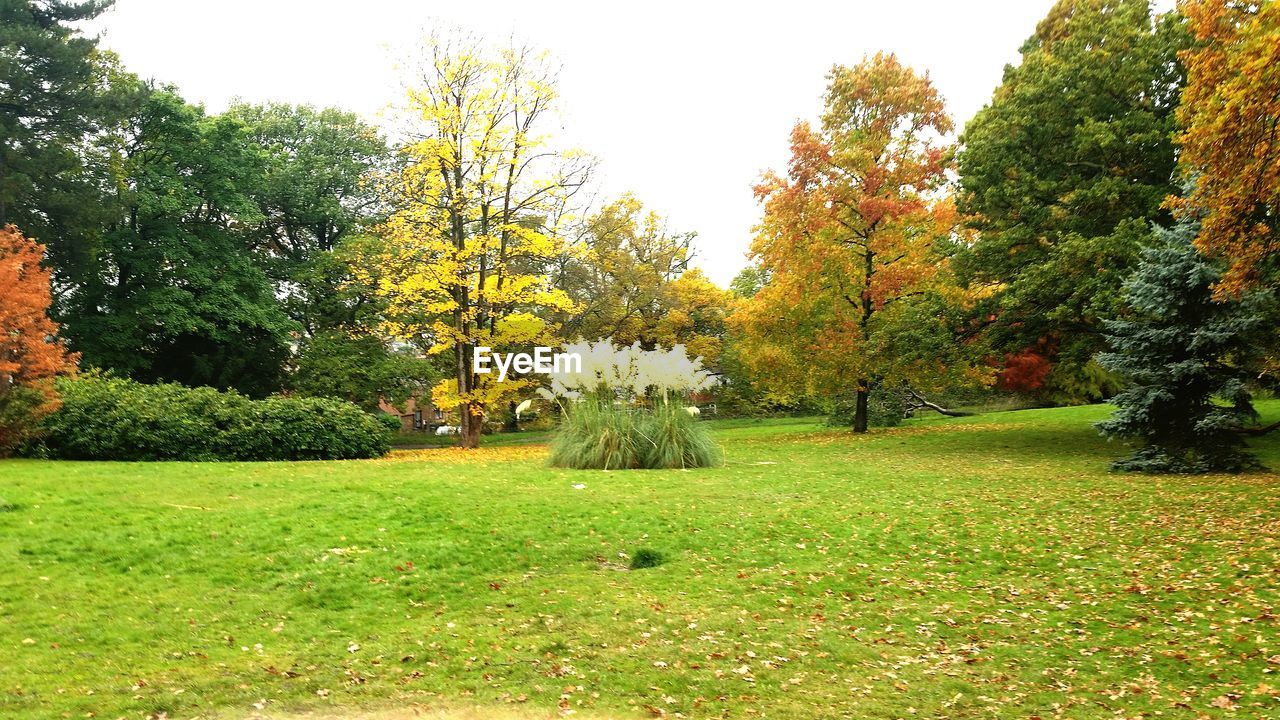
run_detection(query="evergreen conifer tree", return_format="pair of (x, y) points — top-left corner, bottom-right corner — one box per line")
(1096, 216), (1266, 472)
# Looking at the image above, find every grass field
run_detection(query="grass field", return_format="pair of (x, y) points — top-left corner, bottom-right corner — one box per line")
(2, 404), (1279, 719)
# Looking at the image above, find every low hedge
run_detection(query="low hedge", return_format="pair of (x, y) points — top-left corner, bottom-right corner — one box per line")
(27, 375), (390, 461)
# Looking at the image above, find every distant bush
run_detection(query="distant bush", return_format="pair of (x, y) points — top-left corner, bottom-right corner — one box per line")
(27, 374), (390, 461)
(375, 413), (404, 434)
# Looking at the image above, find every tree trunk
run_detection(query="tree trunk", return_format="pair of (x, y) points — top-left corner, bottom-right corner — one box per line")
(459, 403), (483, 449)
(853, 379), (869, 433)
(852, 244), (874, 434)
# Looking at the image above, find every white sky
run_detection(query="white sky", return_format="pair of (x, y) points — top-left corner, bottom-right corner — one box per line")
(86, 0), (1068, 286)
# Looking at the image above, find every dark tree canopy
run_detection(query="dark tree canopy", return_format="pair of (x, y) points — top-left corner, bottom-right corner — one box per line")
(226, 102), (388, 333)
(956, 0), (1190, 402)
(63, 90), (294, 397)
(0, 0), (123, 277)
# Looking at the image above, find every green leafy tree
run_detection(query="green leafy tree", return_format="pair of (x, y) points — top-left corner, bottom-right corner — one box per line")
(65, 90), (294, 396)
(0, 1), (138, 293)
(728, 264), (768, 299)
(1096, 215), (1268, 472)
(291, 332), (440, 413)
(289, 237), (441, 411)
(0, 0), (113, 228)
(226, 102), (389, 332)
(956, 0), (1190, 402)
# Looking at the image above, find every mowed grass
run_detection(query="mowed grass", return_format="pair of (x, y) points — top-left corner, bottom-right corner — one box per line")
(2, 404), (1279, 720)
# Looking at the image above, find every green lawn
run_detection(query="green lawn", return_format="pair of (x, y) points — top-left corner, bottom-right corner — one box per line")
(2, 404), (1279, 719)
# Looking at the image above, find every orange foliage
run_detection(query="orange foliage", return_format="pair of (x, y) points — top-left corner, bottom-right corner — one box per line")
(999, 349), (1054, 392)
(0, 225), (76, 451)
(731, 53), (960, 399)
(1172, 0), (1280, 295)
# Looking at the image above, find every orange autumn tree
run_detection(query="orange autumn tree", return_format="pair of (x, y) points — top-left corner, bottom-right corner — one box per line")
(732, 54), (990, 432)
(1173, 0), (1280, 295)
(0, 226), (76, 454)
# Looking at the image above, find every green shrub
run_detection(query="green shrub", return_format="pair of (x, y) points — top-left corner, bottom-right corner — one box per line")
(28, 374), (390, 461)
(228, 396), (392, 461)
(0, 384), (59, 457)
(629, 547), (666, 570)
(375, 413), (404, 434)
(549, 394), (721, 470)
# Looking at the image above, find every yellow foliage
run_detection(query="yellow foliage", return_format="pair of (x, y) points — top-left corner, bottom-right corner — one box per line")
(353, 34), (591, 446)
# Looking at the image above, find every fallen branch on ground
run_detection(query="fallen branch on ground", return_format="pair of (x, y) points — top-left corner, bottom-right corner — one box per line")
(904, 388), (975, 418)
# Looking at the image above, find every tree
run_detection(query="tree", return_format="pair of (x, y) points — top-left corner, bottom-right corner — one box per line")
(652, 269), (732, 372)
(956, 0), (1189, 402)
(291, 331), (440, 413)
(733, 53), (985, 432)
(1171, 0), (1280, 297)
(364, 35), (590, 448)
(1096, 214), (1269, 472)
(64, 90), (294, 397)
(551, 196), (729, 368)
(290, 236), (441, 411)
(0, 226), (75, 454)
(728, 264), (768, 299)
(554, 195), (692, 345)
(0, 0), (113, 228)
(226, 102), (390, 332)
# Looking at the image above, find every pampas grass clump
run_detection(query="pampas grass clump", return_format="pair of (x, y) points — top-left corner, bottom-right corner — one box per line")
(544, 340), (721, 470)
(549, 394), (721, 470)
(548, 395), (642, 470)
(636, 401), (721, 469)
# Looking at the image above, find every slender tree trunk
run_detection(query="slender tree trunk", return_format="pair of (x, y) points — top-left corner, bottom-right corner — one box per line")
(853, 246), (875, 433)
(853, 379), (870, 433)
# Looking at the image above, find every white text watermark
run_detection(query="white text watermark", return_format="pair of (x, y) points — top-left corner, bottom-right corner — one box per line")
(473, 347), (581, 382)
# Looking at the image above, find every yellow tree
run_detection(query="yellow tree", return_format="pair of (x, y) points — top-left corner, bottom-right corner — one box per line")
(554, 195), (693, 345)
(364, 36), (590, 448)
(552, 197), (730, 370)
(733, 54), (986, 432)
(1172, 0), (1280, 296)
(653, 269), (732, 372)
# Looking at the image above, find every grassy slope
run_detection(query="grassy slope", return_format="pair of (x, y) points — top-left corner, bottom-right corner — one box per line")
(1, 403), (1278, 719)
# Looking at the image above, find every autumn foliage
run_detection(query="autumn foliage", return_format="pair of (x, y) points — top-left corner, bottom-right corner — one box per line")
(733, 53), (988, 431)
(0, 225), (75, 453)
(998, 348), (1054, 393)
(1173, 0), (1280, 295)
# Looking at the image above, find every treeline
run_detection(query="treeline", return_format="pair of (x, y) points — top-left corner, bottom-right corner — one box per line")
(0, 2), (733, 453)
(3, 1), (425, 404)
(730, 0), (1280, 469)
(3, 1), (1278, 469)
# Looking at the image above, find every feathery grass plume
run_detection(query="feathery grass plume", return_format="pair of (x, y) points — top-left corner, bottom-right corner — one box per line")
(544, 340), (720, 469)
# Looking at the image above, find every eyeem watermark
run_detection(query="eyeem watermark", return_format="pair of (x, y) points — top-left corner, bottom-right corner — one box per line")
(473, 347), (581, 382)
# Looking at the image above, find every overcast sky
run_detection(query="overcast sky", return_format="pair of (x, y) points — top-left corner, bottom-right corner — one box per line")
(87, 0), (1075, 286)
